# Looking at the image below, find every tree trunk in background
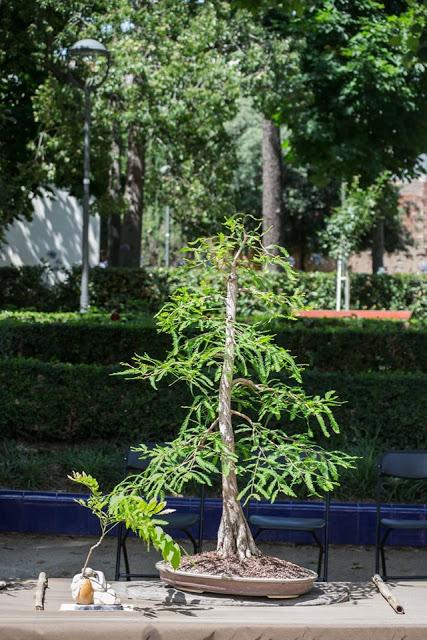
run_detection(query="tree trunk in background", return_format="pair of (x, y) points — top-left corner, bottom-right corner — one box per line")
(119, 128), (145, 267)
(372, 219), (385, 273)
(108, 214), (121, 267)
(99, 215), (109, 260)
(107, 124), (122, 267)
(262, 119), (283, 267)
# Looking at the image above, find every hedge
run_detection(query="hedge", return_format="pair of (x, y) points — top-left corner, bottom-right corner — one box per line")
(1, 357), (425, 451)
(1, 315), (426, 372)
(1, 265), (427, 317)
(0, 266), (168, 312)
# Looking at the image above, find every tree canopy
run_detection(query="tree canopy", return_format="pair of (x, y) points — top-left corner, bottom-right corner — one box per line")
(2, 0), (427, 268)
(279, 0), (427, 184)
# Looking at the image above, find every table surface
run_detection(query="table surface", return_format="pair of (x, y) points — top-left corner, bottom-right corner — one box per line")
(0, 579), (426, 640)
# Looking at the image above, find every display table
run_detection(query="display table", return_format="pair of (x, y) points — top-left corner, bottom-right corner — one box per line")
(0, 578), (426, 640)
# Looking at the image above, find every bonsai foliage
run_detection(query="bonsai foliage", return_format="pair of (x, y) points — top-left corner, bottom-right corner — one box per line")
(118, 218), (355, 559)
(69, 472), (181, 575)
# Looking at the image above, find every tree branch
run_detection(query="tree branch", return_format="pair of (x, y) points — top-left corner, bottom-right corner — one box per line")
(231, 410), (255, 428)
(232, 378), (260, 393)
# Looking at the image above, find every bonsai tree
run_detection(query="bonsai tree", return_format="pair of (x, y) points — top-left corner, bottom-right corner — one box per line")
(118, 218), (354, 561)
(69, 472), (181, 575)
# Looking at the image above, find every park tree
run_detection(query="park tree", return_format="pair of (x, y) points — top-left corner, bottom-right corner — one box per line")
(280, 0), (427, 269)
(118, 218), (354, 561)
(321, 174), (408, 305)
(32, 0), (243, 265)
(238, 12), (300, 256)
(237, 0), (427, 270)
(227, 100), (339, 269)
(0, 1), (62, 238)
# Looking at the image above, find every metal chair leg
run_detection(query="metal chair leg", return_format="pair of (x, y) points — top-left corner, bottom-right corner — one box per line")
(197, 489), (205, 553)
(375, 532), (381, 575)
(253, 527), (262, 541)
(311, 531), (323, 578)
(380, 529), (391, 581)
(375, 511), (382, 575)
(183, 529), (198, 554)
(323, 542), (329, 582)
(121, 530), (131, 581)
(323, 494), (330, 582)
(115, 522), (124, 580)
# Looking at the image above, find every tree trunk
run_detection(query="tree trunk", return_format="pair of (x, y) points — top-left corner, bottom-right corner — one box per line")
(99, 215), (109, 261)
(107, 125), (122, 267)
(216, 255), (260, 560)
(262, 119), (283, 267)
(108, 214), (121, 267)
(372, 219), (385, 273)
(119, 127), (145, 267)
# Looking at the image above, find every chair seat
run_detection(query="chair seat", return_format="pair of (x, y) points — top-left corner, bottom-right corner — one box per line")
(164, 513), (199, 529)
(249, 514), (325, 531)
(381, 518), (427, 530)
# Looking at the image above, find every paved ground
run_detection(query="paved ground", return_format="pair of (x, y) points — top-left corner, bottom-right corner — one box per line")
(0, 533), (425, 582)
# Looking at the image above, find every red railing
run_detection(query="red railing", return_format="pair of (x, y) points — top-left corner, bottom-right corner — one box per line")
(297, 310), (411, 320)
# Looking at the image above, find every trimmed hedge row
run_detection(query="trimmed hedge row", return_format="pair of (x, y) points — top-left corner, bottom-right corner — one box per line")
(0, 358), (189, 443)
(0, 266), (168, 312)
(1, 317), (426, 372)
(1, 357), (425, 450)
(1, 265), (426, 316)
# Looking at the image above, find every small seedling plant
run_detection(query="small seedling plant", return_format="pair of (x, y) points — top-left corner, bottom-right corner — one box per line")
(69, 472), (181, 575)
(118, 218), (355, 561)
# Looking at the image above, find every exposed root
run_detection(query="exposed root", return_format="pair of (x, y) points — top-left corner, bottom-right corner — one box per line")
(217, 497), (260, 560)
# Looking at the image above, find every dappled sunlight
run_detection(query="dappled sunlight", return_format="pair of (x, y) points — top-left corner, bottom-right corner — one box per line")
(0, 189), (99, 270)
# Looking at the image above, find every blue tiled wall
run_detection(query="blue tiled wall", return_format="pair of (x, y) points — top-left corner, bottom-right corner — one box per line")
(0, 491), (425, 546)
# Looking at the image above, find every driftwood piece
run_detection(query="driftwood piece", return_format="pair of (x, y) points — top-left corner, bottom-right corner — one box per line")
(35, 572), (48, 611)
(372, 574), (405, 614)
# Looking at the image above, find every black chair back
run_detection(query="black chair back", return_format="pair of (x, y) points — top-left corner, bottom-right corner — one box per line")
(126, 449), (151, 473)
(379, 450), (427, 480)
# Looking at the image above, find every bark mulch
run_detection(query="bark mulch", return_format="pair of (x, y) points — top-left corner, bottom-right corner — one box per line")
(179, 552), (312, 579)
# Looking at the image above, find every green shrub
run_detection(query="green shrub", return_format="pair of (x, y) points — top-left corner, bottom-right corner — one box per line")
(1, 313), (425, 372)
(0, 358), (190, 442)
(1, 266), (427, 317)
(1, 358), (425, 501)
(0, 265), (55, 310)
(54, 267), (170, 311)
(0, 440), (124, 492)
(1, 357), (425, 451)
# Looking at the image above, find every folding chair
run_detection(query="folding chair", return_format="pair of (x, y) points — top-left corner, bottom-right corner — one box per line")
(248, 494), (330, 581)
(115, 447), (205, 580)
(375, 450), (427, 581)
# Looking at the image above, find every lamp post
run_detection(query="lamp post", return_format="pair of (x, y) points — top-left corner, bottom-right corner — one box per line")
(67, 39), (110, 313)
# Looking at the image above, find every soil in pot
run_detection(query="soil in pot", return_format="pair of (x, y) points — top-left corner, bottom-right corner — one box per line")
(158, 552), (317, 598)
(179, 551), (312, 580)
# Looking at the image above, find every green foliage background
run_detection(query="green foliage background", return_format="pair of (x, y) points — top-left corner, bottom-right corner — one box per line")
(1, 313), (426, 372)
(1, 357), (425, 501)
(1, 266), (426, 319)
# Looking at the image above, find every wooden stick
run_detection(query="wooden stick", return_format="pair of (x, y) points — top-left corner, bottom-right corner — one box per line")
(372, 574), (405, 614)
(35, 572), (48, 611)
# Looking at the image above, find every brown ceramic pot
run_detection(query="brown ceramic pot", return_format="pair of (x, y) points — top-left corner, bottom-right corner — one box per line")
(156, 561), (317, 598)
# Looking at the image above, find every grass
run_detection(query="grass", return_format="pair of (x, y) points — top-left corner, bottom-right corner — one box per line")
(0, 440), (124, 492)
(0, 439), (425, 503)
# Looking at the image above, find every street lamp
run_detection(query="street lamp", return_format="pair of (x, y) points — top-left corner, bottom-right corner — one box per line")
(67, 39), (110, 312)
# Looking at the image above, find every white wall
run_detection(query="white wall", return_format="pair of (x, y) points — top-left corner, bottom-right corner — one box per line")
(0, 189), (100, 269)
